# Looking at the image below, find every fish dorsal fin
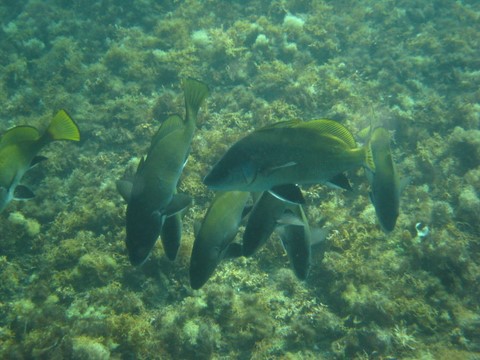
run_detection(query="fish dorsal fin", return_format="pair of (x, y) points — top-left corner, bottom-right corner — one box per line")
(46, 110), (81, 141)
(150, 114), (184, 147)
(298, 119), (357, 148)
(116, 179), (133, 202)
(0, 126), (40, 147)
(256, 119), (302, 131)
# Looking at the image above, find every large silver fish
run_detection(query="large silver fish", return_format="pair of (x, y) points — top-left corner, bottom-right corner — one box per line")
(204, 119), (371, 191)
(0, 110), (80, 213)
(117, 79), (209, 265)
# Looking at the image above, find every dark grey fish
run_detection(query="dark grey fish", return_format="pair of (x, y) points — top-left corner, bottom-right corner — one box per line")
(276, 205), (311, 280)
(118, 79), (209, 265)
(189, 191), (250, 289)
(243, 184), (304, 257)
(365, 127), (401, 232)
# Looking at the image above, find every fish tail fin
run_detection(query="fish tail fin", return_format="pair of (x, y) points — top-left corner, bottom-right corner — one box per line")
(182, 78), (209, 123)
(45, 110), (81, 142)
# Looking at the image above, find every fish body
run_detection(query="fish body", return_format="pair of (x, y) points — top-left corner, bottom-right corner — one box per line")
(242, 184), (311, 280)
(276, 205), (311, 280)
(121, 79), (209, 265)
(159, 213), (183, 261)
(366, 127), (400, 232)
(243, 184), (304, 257)
(189, 191), (250, 289)
(0, 110), (80, 213)
(204, 119), (368, 191)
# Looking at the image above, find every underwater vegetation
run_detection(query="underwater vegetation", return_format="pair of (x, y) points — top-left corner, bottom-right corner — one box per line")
(1, 0), (479, 359)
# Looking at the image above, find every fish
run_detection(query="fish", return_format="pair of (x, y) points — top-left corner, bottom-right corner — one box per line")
(117, 78), (209, 266)
(0, 110), (80, 213)
(242, 184), (305, 257)
(275, 204), (312, 280)
(203, 119), (372, 192)
(159, 193), (185, 261)
(241, 184), (312, 280)
(365, 127), (400, 232)
(189, 191), (250, 290)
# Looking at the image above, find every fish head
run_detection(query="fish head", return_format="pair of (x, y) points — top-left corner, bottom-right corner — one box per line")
(189, 243), (223, 290)
(126, 205), (165, 266)
(204, 152), (257, 191)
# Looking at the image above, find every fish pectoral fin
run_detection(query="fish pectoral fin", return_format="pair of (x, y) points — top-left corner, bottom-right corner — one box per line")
(151, 210), (166, 230)
(14, 185), (35, 200)
(116, 180), (133, 202)
(276, 210), (305, 227)
(326, 173), (352, 191)
(165, 193), (192, 217)
(223, 242), (243, 259)
(0, 126), (40, 146)
(30, 155), (48, 168)
(269, 184), (305, 205)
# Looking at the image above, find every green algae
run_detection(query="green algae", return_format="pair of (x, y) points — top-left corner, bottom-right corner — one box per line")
(1, 0), (480, 358)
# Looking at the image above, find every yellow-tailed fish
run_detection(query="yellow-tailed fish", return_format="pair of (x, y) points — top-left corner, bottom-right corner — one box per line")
(189, 191), (250, 290)
(117, 78), (209, 266)
(204, 119), (371, 191)
(0, 110), (80, 213)
(365, 127), (400, 232)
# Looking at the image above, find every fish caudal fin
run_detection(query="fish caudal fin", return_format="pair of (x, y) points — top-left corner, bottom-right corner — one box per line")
(182, 78), (209, 123)
(46, 110), (81, 142)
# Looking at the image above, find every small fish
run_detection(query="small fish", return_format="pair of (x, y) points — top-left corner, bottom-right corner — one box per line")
(365, 127), (401, 232)
(243, 184), (304, 257)
(204, 119), (371, 192)
(189, 191), (250, 290)
(117, 79), (209, 266)
(0, 110), (80, 213)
